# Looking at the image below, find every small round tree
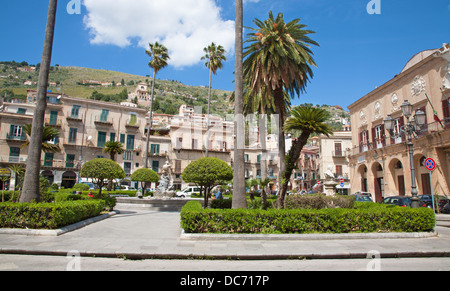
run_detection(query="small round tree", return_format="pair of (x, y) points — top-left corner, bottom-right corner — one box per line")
(182, 157), (233, 208)
(80, 158), (125, 198)
(130, 168), (159, 196)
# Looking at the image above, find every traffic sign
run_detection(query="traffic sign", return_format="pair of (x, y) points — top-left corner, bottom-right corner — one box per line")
(424, 158), (436, 171)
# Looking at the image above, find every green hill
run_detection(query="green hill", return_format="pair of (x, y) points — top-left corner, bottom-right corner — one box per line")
(0, 63), (233, 117)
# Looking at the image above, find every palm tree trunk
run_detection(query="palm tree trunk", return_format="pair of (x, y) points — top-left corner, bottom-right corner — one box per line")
(145, 70), (156, 169)
(259, 111), (268, 210)
(274, 87), (286, 208)
(205, 66), (212, 157)
(232, 0), (246, 209)
(20, 0), (58, 203)
(278, 131), (311, 208)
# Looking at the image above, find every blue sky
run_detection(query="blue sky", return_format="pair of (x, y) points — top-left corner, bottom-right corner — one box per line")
(0, 0), (449, 110)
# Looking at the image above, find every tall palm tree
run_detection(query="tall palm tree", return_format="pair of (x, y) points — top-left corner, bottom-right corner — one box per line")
(21, 124), (61, 153)
(243, 11), (319, 207)
(21, 0), (58, 203)
(201, 42), (227, 157)
(232, 0), (247, 209)
(144, 42), (170, 169)
(279, 105), (333, 207)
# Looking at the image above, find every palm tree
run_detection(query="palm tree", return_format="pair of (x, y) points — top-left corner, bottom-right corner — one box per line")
(21, 124), (61, 153)
(103, 141), (124, 162)
(201, 42), (227, 157)
(21, 0), (58, 203)
(144, 42), (170, 169)
(243, 11), (319, 207)
(232, 0), (247, 209)
(278, 106), (333, 207)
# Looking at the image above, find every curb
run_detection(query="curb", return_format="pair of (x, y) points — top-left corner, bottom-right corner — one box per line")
(1, 249), (449, 261)
(0, 210), (119, 237)
(180, 229), (438, 241)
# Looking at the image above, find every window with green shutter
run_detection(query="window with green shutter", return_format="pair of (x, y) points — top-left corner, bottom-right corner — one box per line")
(98, 131), (107, 147)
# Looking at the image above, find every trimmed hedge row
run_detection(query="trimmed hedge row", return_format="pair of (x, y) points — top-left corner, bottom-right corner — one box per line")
(180, 201), (435, 234)
(0, 200), (105, 230)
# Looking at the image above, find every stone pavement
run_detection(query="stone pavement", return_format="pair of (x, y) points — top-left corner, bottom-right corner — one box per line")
(0, 204), (450, 261)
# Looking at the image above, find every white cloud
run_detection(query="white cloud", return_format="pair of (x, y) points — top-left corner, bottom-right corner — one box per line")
(83, 0), (235, 68)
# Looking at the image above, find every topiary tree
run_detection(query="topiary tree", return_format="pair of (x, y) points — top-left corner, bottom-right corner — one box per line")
(130, 168), (159, 197)
(182, 157), (233, 208)
(80, 158), (125, 198)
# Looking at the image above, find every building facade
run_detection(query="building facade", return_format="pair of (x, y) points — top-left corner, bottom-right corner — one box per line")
(348, 44), (450, 202)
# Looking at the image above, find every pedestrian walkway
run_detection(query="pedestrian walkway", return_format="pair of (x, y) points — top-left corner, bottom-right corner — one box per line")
(0, 206), (450, 260)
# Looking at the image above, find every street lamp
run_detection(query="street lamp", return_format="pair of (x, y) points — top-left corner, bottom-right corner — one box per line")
(384, 100), (426, 208)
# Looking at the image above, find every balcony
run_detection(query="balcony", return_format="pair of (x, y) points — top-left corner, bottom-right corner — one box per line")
(45, 118), (62, 128)
(125, 118), (141, 130)
(332, 151), (347, 158)
(66, 111), (84, 122)
(94, 116), (113, 126)
(6, 134), (27, 142)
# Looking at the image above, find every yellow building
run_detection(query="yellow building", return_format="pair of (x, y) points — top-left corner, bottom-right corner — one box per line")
(348, 44), (450, 202)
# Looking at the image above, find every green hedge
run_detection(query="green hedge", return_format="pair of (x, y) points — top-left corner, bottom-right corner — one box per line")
(0, 200), (105, 230)
(180, 201), (435, 234)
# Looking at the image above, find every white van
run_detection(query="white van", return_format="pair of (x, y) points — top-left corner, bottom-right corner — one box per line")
(176, 186), (201, 198)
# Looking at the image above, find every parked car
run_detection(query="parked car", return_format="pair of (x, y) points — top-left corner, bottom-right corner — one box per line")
(353, 194), (373, 202)
(381, 196), (413, 207)
(418, 195), (450, 212)
(381, 196), (427, 207)
(175, 186), (201, 198)
(354, 191), (372, 198)
(442, 202), (450, 214)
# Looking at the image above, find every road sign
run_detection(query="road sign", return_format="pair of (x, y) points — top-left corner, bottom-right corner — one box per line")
(424, 158), (436, 171)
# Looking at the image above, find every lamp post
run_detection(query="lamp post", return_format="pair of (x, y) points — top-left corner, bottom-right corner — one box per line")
(384, 100), (426, 208)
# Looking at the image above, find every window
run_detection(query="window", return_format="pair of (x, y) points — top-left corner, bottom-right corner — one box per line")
(17, 108), (27, 115)
(9, 147), (20, 163)
(66, 154), (75, 168)
(126, 135), (135, 150)
(390, 117), (405, 144)
(359, 130), (369, 153)
(69, 128), (77, 143)
(124, 151), (133, 161)
(110, 132), (116, 142)
(334, 142), (342, 156)
(152, 161), (159, 173)
(335, 165), (343, 177)
(124, 162), (132, 175)
(49, 111), (58, 125)
(71, 105), (81, 118)
(257, 154), (261, 163)
(9, 125), (23, 137)
(120, 134), (125, 144)
(244, 154), (250, 163)
(100, 109), (109, 122)
(372, 124), (385, 149)
(151, 144), (160, 155)
(97, 131), (107, 147)
(44, 153), (53, 167)
(443, 97), (450, 128)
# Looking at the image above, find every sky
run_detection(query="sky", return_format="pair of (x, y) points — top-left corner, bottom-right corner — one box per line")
(0, 0), (449, 110)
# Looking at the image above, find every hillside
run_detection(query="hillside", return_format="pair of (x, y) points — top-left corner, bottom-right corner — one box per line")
(0, 62), (233, 117)
(0, 61), (350, 124)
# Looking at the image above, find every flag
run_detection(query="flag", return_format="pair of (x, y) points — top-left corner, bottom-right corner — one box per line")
(425, 93), (444, 129)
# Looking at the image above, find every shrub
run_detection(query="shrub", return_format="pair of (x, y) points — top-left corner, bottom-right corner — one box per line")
(285, 194), (355, 209)
(210, 198), (232, 209)
(0, 200), (105, 229)
(180, 201), (435, 234)
(73, 183), (90, 191)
